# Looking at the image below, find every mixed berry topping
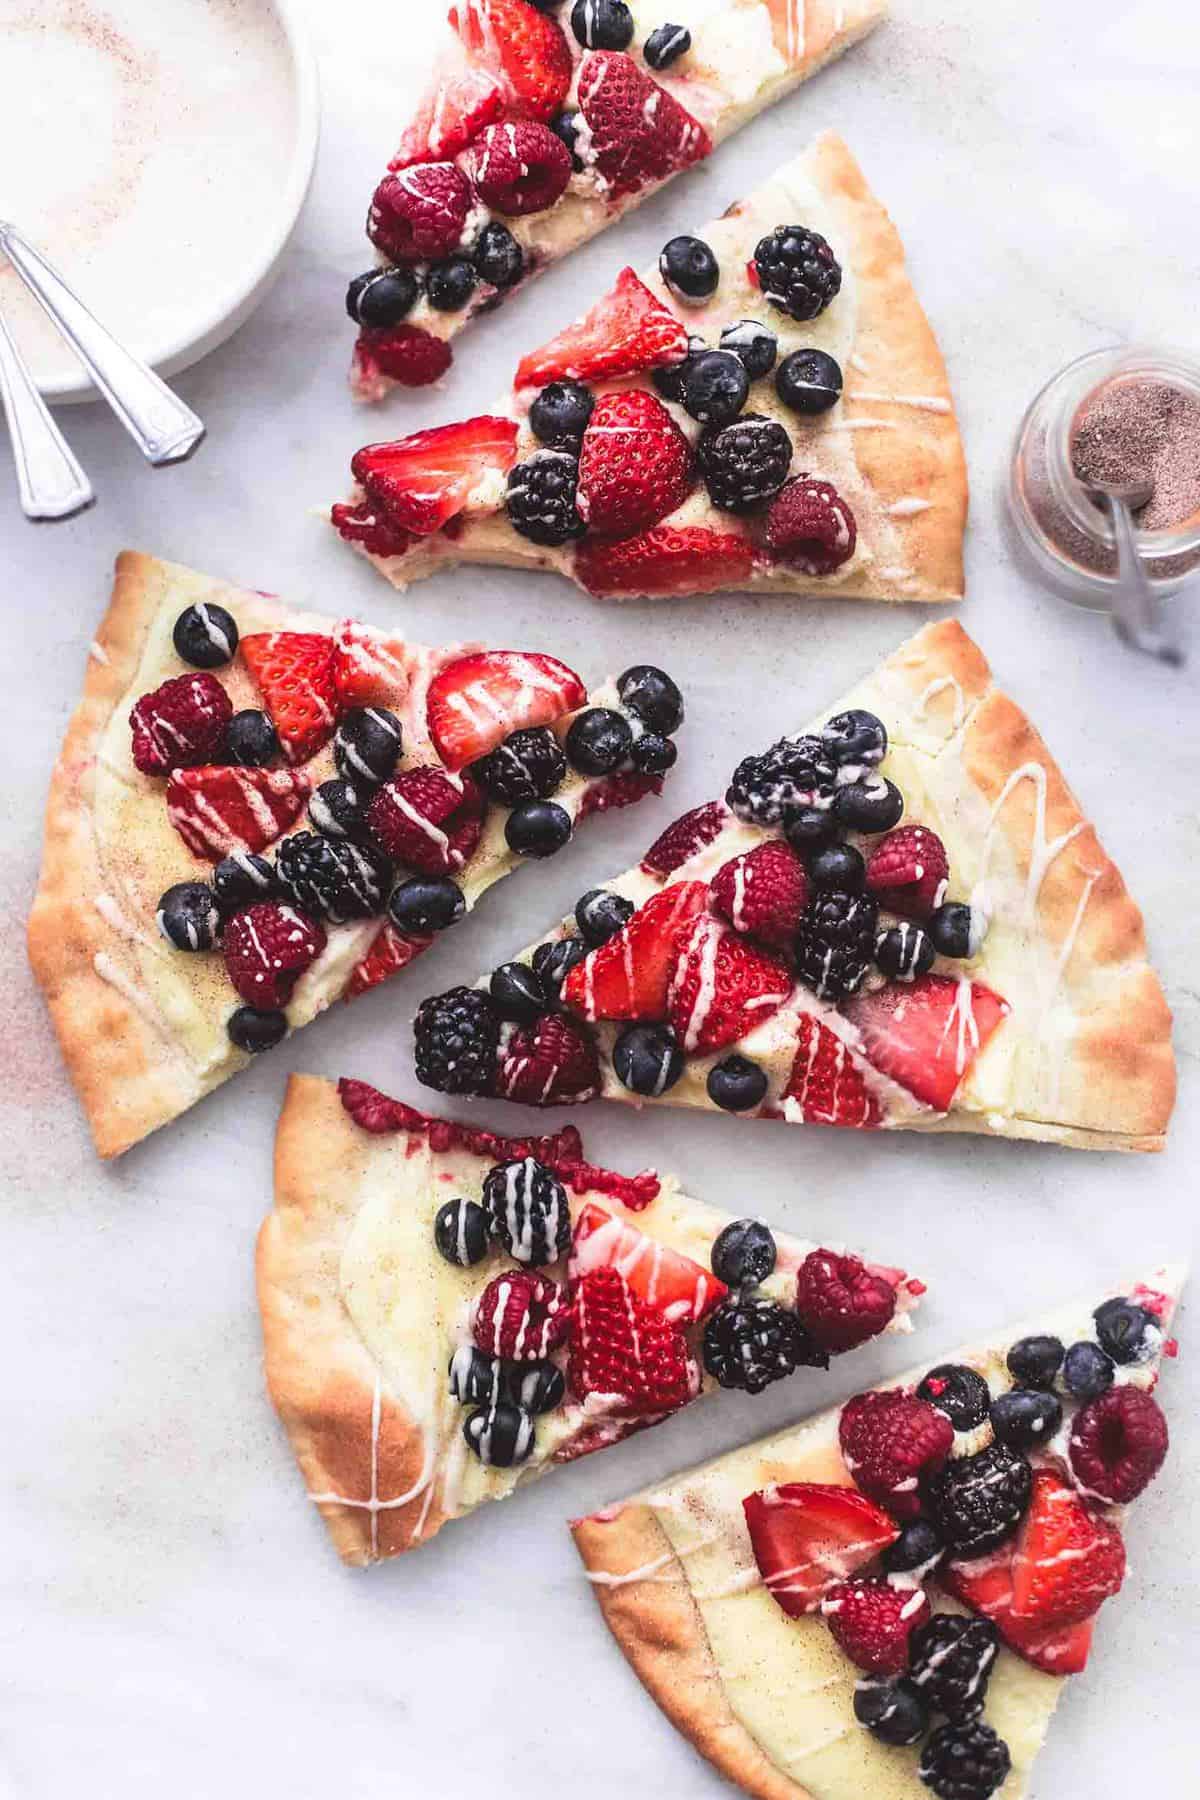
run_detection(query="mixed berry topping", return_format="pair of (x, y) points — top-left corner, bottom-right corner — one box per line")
(172, 601), (238, 670)
(644, 21), (691, 70)
(753, 225), (843, 321)
(697, 414), (793, 513)
(775, 347), (843, 416)
(919, 1720), (1011, 1800)
(703, 1296), (824, 1392)
(659, 234), (720, 305)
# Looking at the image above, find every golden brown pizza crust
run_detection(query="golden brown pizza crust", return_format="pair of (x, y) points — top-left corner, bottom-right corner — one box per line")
(760, 0), (888, 96)
(27, 552), (221, 1157)
(257, 1074), (449, 1566)
(574, 1506), (815, 1800)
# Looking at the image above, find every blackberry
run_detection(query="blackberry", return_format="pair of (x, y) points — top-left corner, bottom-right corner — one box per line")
(426, 257), (476, 311)
(917, 1364), (992, 1431)
(652, 333), (706, 405)
(483, 1157), (571, 1265)
(505, 451), (586, 546)
(926, 1443), (1032, 1558)
(434, 1197), (492, 1267)
(795, 890), (878, 1000)
(532, 935), (589, 1001)
(472, 221), (525, 290)
(530, 379), (594, 449)
(1093, 1296), (1162, 1365)
(919, 1720), (1011, 1800)
(414, 987), (501, 1095)
(660, 234), (719, 304)
(612, 1022), (684, 1096)
(703, 1297), (825, 1393)
(719, 318), (778, 380)
(576, 887), (635, 946)
(489, 961), (549, 1023)
(910, 1616), (999, 1722)
(854, 1677), (930, 1747)
(474, 726), (567, 804)
(172, 601), (237, 669)
(753, 225), (843, 322)
(156, 881), (220, 952)
(882, 1518), (945, 1579)
(710, 1218), (776, 1289)
(697, 413), (793, 513)
(990, 1387), (1062, 1451)
(275, 832), (391, 923)
(726, 734), (838, 828)
(1006, 1333), (1064, 1389)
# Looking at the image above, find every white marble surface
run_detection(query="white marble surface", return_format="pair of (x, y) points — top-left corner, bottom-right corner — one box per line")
(2, 2), (1198, 1796)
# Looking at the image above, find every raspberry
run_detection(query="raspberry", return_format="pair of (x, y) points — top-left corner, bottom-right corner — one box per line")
(1068, 1385), (1169, 1503)
(367, 163), (473, 263)
(366, 768), (485, 873)
(839, 1390), (954, 1520)
(795, 1250), (897, 1353)
(465, 120), (572, 215)
(496, 1012), (602, 1107)
(331, 497), (417, 559)
(641, 800), (729, 877)
(352, 324), (453, 392)
(578, 771), (663, 817)
(472, 1270), (571, 1362)
(569, 1266), (698, 1416)
(821, 1578), (931, 1675)
(710, 840), (809, 949)
(222, 902), (326, 1009)
(764, 476), (857, 576)
(129, 671), (231, 775)
(866, 826), (951, 921)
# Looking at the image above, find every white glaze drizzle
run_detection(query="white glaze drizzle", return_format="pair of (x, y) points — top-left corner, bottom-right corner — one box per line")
(94, 892), (159, 951)
(852, 392), (952, 413)
(974, 761), (1087, 928)
(886, 496), (933, 518)
(910, 674), (966, 729)
(89, 638), (110, 665)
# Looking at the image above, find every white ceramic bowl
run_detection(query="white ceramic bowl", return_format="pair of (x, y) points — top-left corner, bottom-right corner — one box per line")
(0, 0), (319, 404)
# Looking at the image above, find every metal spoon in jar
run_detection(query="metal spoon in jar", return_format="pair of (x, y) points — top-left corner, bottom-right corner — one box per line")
(1082, 474), (1185, 667)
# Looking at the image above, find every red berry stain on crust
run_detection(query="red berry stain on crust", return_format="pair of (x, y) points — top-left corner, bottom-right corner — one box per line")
(1068, 1385), (1169, 1504)
(129, 671), (232, 775)
(576, 51), (710, 197)
(641, 800), (729, 878)
(367, 163), (473, 263)
(466, 119), (572, 215)
(795, 1250), (897, 1352)
(764, 476), (857, 576)
(515, 267), (689, 390)
(838, 1389), (954, 1520)
(577, 390), (694, 538)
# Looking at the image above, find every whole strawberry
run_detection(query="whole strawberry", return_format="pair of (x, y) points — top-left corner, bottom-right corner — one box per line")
(222, 902), (326, 1008)
(472, 1270), (571, 1361)
(710, 840), (810, 949)
(839, 1389), (954, 1519)
(577, 391), (694, 538)
(367, 163), (473, 263)
(796, 1250), (897, 1352)
(867, 826), (951, 921)
(367, 767), (485, 873)
(130, 671), (231, 775)
(496, 1013), (601, 1106)
(822, 1577), (931, 1674)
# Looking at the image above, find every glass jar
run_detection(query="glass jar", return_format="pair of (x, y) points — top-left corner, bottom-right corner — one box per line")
(1006, 346), (1200, 610)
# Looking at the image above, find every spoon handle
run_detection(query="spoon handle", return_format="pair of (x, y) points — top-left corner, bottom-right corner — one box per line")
(1107, 496), (1184, 669)
(0, 308), (94, 520)
(0, 223), (205, 466)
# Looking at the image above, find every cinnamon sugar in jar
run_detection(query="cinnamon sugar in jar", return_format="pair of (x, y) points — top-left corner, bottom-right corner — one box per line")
(1007, 348), (1200, 608)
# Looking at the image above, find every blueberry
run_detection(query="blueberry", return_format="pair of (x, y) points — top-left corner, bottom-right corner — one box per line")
(506, 1360), (566, 1415)
(565, 706), (633, 775)
(629, 731), (677, 774)
(821, 709), (887, 767)
(1093, 1296), (1162, 1366)
(427, 257), (477, 311)
(882, 1518), (944, 1578)
(929, 901), (988, 959)
(213, 852), (278, 911)
(710, 1216), (776, 1286)
(448, 1344), (500, 1406)
(472, 221), (525, 290)
(617, 664), (684, 734)
(652, 333), (706, 405)
(464, 1400), (535, 1467)
(660, 235), (719, 304)
(808, 841), (865, 890)
(854, 1677), (930, 1748)
(613, 1023), (684, 1096)
(156, 881), (220, 951)
(172, 602), (238, 669)
(706, 1056), (769, 1114)
(334, 707), (403, 787)
(570, 0), (633, 50)
(719, 319), (778, 380)
(784, 806), (840, 850)
(227, 1006), (288, 1052)
(489, 961), (549, 1023)
(224, 709), (279, 767)
(530, 378), (594, 448)
(549, 111), (585, 174)
(575, 888), (634, 946)
(505, 800), (573, 858)
(875, 923), (936, 981)
(834, 775), (904, 833)
(309, 778), (365, 840)
(1006, 1334), (1064, 1390)
(644, 22), (691, 69)
(532, 936), (588, 1001)
(346, 266), (419, 328)
(389, 875), (466, 934)
(990, 1388), (1063, 1451)
(683, 349), (749, 425)
(1061, 1340), (1115, 1400)
(776, 348), (844, 416)
(917, 1363), (992, 1431)
(434, 1198), (491, 1267)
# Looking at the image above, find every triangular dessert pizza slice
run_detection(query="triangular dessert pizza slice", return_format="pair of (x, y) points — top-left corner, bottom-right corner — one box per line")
(256, 1073), (925, 1565)
(334, 132), (966, 603)
(27, 552), (684, 1157)
(414, 619), (1175, 1150)
(574, 1263), (1186, 1800)
(346, 1), (887, 398)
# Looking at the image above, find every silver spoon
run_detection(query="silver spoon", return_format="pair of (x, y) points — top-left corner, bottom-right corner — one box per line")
(0, 304), (94, 519)
(0, 221), (205, 467)
(1082, 474), (1185, 668)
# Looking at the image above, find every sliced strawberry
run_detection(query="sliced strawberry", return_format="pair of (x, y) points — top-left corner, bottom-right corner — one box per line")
(389, 60), (504, 169)
(577, 51), (710, 198)
(495, 1012), (601, 1106)
(239, 631), (339, 764)
(425, 648), (586, 770)
(343, 922), (432, 1002)
(711, 840), (809, 950)
(842, 974), (1010, 1113)
(515, 267), (689, 390)
(575, 522), (755, 599)
(668, 915), (792, 1055)
(165, 765), (311, 861)
(562, 881), (709, 1021)
(743, 1483), (900, 1620)
(784, 1014), (881, 1128)
(351, 417), (519, 537)
(568, 1266), (699, 1417)
(450, 0), (572, 122)
(941, 1551), (1095, 1675)
(641, 801), (729, 878)
(569, 1202), (727, 1326)
(331, 620), (411, 710)
(577, 390), (694, 539)
(1009, 1471), (1125, 1630)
